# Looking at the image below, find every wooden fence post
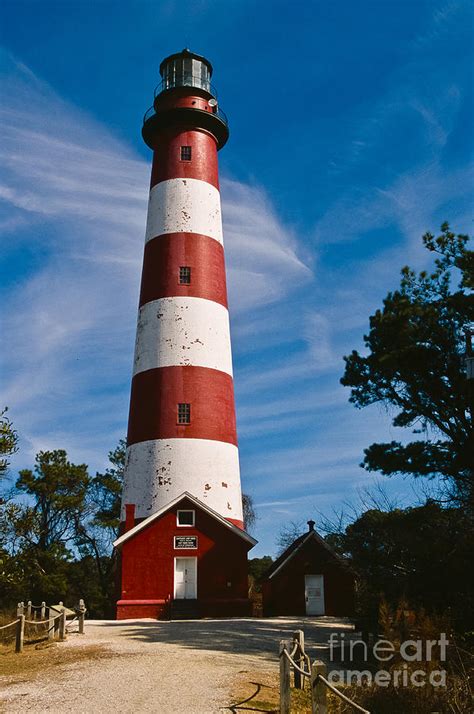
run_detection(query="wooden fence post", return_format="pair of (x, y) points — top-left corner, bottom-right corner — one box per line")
(78, 599), (86, 634)
(40, 602), (46, 620)
(27, 601), (32, 619)
(16, 602), (23, 617)
(48, 611), (55, 641)
(59, 609), (66, 641)
(54, 611), (60, 640)
(279, 640), (291, 714)
(293, 629), (305, 689)
(15, 615), (25, 653)
(311, 660), (327, 714)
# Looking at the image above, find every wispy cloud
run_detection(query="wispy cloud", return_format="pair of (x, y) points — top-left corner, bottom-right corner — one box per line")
(1, 0), (472, 558)
(0, 51), (311, 469)
(411, 0), (464, 49)
(315, 2), (472, 250)
(223, 178), (311, 312)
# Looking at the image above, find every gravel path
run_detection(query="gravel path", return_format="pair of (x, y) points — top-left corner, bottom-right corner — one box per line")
(0, 616), (353, 713)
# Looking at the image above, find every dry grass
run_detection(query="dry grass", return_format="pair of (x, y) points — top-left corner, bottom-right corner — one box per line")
(1, 614), (61, 651)
(0, 642), (115, 683)
(0, 610), (20, 654)
(229, 663), (472, 713)
(229, 670), (343, 713)
(0, 612), (15, 627)
(229, 669), (279, 713)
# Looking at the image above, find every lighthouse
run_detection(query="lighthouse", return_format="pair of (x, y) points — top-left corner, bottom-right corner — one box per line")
(114, 50), (256, 620)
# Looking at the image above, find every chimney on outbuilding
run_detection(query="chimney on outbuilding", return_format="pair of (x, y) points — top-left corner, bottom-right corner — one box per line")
(125, 503), (136, 532)
(307, 519), (315, 532)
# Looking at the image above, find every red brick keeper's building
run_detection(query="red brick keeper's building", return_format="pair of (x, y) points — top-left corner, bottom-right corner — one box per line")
(114, 493), (256, 620)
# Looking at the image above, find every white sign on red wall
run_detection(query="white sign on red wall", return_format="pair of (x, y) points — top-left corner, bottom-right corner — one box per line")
(174, 535), (198, 549)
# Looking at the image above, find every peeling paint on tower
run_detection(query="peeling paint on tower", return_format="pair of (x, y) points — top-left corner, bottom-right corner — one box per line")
(121, 49), (243, 530)
(115, 49), (255, 622)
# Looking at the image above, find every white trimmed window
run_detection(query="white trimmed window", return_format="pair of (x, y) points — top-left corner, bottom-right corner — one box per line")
(179, 266), (191, 284)
(178, 402), (191, 424)
(177, 509), (195, 527)
(181, 145), (192, 161)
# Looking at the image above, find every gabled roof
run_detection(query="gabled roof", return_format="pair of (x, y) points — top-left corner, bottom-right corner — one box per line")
(265, 529), (349, 580)
(113, 492), (257, 548)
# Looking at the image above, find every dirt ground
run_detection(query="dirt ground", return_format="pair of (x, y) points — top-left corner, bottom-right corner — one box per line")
(0, 616), (353, 713)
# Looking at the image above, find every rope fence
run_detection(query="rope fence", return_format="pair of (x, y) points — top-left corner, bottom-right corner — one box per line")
(317, 673), (371, 712)
(279, 631), (370, 714)
(66, 616), (78, 631)
(0, 599), (86, 653)
(0, 619), (20, 630)
(24, 611), (64, 626)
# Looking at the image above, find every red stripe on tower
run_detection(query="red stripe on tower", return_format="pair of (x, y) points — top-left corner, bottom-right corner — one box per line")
(127, 367), (237, 446)
(121, 49), (244, 531)
(150, 129), (219, 189)
(139, 233), (228, 308)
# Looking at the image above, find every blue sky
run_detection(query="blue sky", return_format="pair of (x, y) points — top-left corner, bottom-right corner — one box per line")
(1, 0), (473, 556)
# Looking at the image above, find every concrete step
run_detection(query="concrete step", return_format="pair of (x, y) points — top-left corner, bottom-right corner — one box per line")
(170, 599), (199, 619)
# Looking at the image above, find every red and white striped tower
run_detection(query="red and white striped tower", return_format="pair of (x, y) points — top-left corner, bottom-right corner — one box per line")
(121, 49), (244, 530)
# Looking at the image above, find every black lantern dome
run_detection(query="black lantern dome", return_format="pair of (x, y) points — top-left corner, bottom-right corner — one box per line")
(159, 48), (213, 93)
(142, 48), (229, 150)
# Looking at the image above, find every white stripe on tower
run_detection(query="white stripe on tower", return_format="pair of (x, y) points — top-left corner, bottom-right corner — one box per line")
(145, 178), (223, 244)
(122, 439), (242, 520)
(133, 297), (233, 377)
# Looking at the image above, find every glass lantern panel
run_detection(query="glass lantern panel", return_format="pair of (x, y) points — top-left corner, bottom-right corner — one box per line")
(162, 57), (211, 92)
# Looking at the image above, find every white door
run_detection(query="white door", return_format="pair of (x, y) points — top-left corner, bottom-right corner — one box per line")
(174, 558), (197, 599)
(305, 574), (325, 615)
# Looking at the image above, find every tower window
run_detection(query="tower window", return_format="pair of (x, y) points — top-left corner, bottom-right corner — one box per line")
(177, 509), (195, 527)
(181, 146), (192, 161)
(179, 266), (191, 284)
(178, 403), (191, 424)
